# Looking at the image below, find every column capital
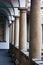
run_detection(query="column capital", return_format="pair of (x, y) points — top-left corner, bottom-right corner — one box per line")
(8, 23), (12, 27)
(11, 18), (15, 23)
(18, 7), (27, 13)
(14, 16), (20, 18)
(11, 20), (13, 23)
(13, 16), (20, 19)
(18, 7), (27, 10)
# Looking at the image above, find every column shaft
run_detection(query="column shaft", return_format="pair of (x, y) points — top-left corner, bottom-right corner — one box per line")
(19, 8), (27, 51)
(9, 24), (12, 44)
(29, 0), (42, 59)
(11, 23), (13, 44)
(14, 16), (19, 47)
(12, 21), (15, 45)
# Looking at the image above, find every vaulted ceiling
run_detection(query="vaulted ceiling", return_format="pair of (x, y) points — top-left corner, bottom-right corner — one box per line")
(0, 0), (42, 24)
(0, 0), (19, 23)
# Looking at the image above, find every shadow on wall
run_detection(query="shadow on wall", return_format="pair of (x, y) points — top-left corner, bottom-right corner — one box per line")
(27, 11), (30, 42)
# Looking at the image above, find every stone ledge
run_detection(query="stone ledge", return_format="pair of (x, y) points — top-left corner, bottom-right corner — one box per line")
(33, 59), (43, 65)
(9, 44), (39, 65)
(14, 47), (38, 65)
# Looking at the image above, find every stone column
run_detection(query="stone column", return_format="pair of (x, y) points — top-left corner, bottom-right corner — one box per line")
(9, 24), (11, 44)
(19, 8), (27, 51)
(9, 24), (12, 44)
(14, 16), (19, 47)
(11, 23), (13, 44)
(8, 23), (12, 54)
(12, 21), (15, 45)
(29, 0), (42, 59)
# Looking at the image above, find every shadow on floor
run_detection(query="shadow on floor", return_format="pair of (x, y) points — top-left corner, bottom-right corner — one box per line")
(0, 49), (15, 65)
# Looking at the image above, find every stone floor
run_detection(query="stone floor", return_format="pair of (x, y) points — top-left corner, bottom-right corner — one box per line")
(0, 49), (15, 65)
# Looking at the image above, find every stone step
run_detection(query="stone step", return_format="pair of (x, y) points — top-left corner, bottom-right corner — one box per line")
(35, 60), (43, 64)
(33, 59), (43, 65)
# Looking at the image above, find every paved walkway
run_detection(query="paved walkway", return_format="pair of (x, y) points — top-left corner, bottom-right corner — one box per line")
(0, 49), (14, 65)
